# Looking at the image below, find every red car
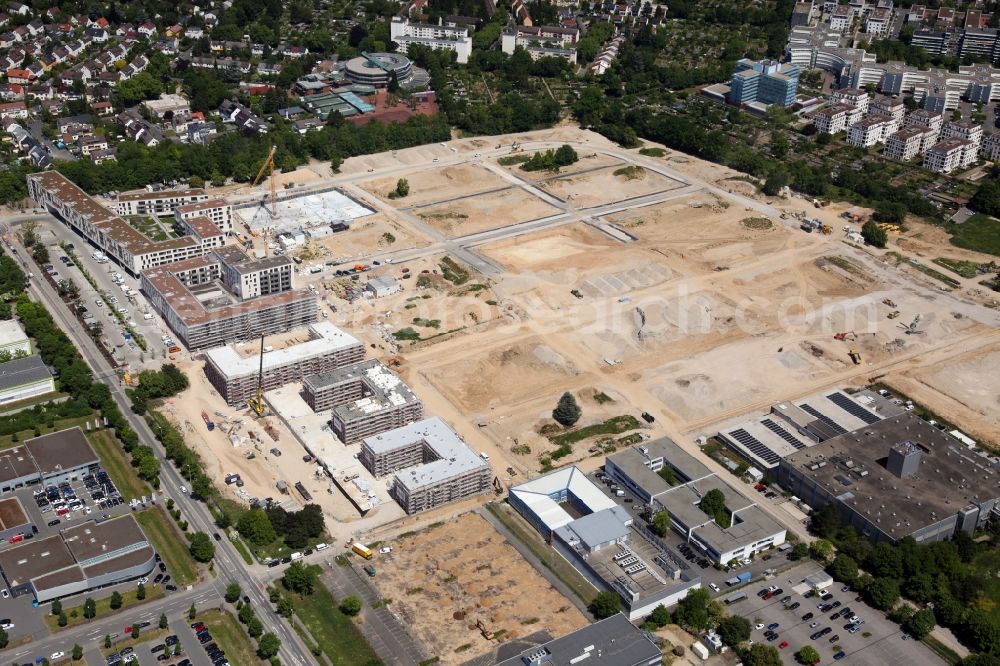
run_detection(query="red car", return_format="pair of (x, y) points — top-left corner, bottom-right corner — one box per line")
(779, 641), (789, 649)
(762, 592), (774, 600)
(755, 483), (767, 491)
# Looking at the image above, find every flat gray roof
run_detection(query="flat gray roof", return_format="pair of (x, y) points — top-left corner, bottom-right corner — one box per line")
(553, 506), (631, 551)
(25, 427), (98, 476)
(0, 355), (51, 392)
(495, 613), (661, 666)
(205, 322), (362, 380)
(363, 417), (487, 490)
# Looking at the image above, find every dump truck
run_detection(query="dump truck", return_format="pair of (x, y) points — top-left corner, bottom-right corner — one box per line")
(201, 411), (215, 431)
(351, 542), (374, 560)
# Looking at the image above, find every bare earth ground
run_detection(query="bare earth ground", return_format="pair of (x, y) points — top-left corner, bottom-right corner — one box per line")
(537, 166), (684, 208)
(372, 513), (588, 665)
(300, 212), (430, 262)
(411, 188), (562, 238)
(356, 164), (510, 207)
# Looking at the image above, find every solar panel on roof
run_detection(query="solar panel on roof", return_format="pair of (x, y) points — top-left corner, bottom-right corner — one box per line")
(761, 418), (807, 450)
(799, 404), (848, 435)
(825, 392), (881, 425)
(728, 428), (781, 464)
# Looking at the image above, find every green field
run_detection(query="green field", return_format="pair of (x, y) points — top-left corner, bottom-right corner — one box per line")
(134, 507), (199, 586)
(950, 214), (1000, 256)
(292, 578), (380, 666)
(933, 257), (985, 279)
(46, 586), (165, 631)
(0, 414), (93, 451)
(88, 430), (149, 500)
(197, 609), (261, 665)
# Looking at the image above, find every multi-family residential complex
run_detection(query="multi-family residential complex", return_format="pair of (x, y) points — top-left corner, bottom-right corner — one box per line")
(728, 58), (800, 107)
(27, 171), (213, 276)
(389, 17), (472, 64)
(865, 7), (892, 36)
(941, 119), (984, 151)
(359, 417), (491, 514)
(884, 125), (937, 161)
(982, 132), (1000, 160)
(870, 96), (906, 122)
(830, 5), (852, 31)
(501, 25), (579, 62)
(175, 215), (225, 251)
(847, 114), (899, 146)
(905, 108), (944, 136)
(204, 322), (365, 406)
(924, 137), (976, 173)
(114, 188), (209, 217)
(831, 87), (870, 113)
(140, 247), (317, 350)
(813, 103), (862, 134)
(173, 198), (234, 235)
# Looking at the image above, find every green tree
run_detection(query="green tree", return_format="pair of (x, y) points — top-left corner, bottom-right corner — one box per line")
(159, 613), (168, 630)
(188, 603), (197, 620)
(226, 582), (243, 603)
(0, 626), (7, 649)
(797, 645), (820, 664)
(552, 392), (582, 427)
(809, 539), (835, 563)
(904, 609), (936, 639)
(393, 178), (409, 198)
(698, 488), (730, 527)
(651, 510), (671, 537)
(137, 583), (146, 600)
(239, 602), (255, 625)
(647, 604), (670, 628)
(741, 643), (783, 666)
(104, 635), (112, 649)
(257, 633), (281, 659)
(970, 179), (1000, 217)
(276, 596), (295, 617)
(340, 596), (362, 616)
(58, 612), (68, 627)
(72, 644), (83, 661)
(83, 597), (97, 619)
(861, 220), (888, 248)
(674, 588), (712, 630)
(131, 625), (139, 640)
(282, 561), (317, 595)
(762, 168), (789, 196)
(189, 532), (216, 562)
(718, 615), (752, 646)
(237, 509), (277, 546)
(588, 591), (621, 619)
(52, 599), (62, 616)
(827, 554), (858, 583)
(248, 617), (264, 638)
(791, 543), (809, 560)
(866, 577), (900, 610)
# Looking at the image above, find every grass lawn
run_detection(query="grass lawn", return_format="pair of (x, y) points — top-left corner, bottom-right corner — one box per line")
(950, 214), (1000, 256)
(88, 429), (148, 500)
(134, 507), (199, 586)
(549, 415), (642, 447)
(197, 609), (261, 665)
(293, 581), (380, 666)
(255, 534), (328, 562)
(933, 257), (985, 279)
(45, 586), (165, 631)
(230, 534), (254, 565)
(0, 414), (94, 451)
(907, 260), (961, 288)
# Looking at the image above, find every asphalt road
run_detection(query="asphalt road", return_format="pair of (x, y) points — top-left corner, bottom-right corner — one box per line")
(9, 239), (316, 666)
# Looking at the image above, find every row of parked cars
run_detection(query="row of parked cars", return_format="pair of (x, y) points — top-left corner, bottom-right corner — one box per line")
(755, 585), (863, 661)
(193, 620), (230, 666)
(677, 542), (712, 569)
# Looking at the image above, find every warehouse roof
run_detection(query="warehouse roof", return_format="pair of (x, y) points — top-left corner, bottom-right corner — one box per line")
(510, 466), (618, 533)
(495, 613), (661, 666)
(0, 354), (51, 392)
(25, 427), (98, 476)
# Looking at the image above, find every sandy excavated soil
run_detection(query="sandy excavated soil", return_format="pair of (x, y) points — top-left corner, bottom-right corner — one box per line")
(498, 152), (623, 181)
(357, 164), (509, 207)
(305, 213), (429, 261)
(412, 188), (561, 238)
(538, 166), (683, 208)
(373, 513), (588, 665)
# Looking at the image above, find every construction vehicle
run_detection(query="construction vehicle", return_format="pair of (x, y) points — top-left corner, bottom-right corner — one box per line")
(201, 411), (215, 431)
(385, 356), (403, 367)
(898, 314), (922, 335)
(351, 542), (374, 560)
(492, 476), (504, 496)
(476, 619), (495, 640)
(887, 310), (900, 319)
(848, 349), (862, 365)
(820, 224), (832, 235)
(250, 145), (279, 219)
(247, 335), (268, 417)
(834, 331), (857, 341)
(882, 298), (897, 307)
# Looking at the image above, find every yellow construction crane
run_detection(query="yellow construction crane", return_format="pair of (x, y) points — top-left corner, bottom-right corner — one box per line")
(247, 334), (268, 417)
(251, 145), (279, 218)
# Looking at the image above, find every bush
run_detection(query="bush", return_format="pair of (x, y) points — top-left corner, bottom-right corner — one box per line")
(588, 591), (621, 619)
(339, 596), (362, 616)
(552, 392), (582, 427)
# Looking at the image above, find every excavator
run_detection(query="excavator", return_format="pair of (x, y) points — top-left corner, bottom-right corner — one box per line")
(834, 331), (857, 341)
(848, 349), (862, 365)
(476, 618), (495, 640)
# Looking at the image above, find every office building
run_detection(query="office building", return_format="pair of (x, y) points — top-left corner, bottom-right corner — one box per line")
(0, 355), (54, 405)
(605, 440), (787, 565)
(847, 114), (899, 147)
(360, 417), (491, 514)
(0, 427), (99, 494)
(390, 17), (472, 64)
(344, 52), (414, 88)
(173, 198), (233, 235)
(0, 515), (155, 602)
(924, 137), (976, 172)
(777, 413), (1000, 545)
(728, 59), (800, 107)
(115, 188), (208, 217)
(0, 320), (30, 356)
(204, 322), (365, 406)
(495, 613), (662, 666)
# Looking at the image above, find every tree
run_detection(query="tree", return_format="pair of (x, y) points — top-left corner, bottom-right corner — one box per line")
(237, 509), (277, 546)
(904, 609), (936, 639)
(131, 625), (139, 639)
(651, 510), (671, 537)
(226, 582), (243, 603)
(282, 561), (317, 595)
(861, 220), (888, 248)
(866, 577), (900, 610)
(72, 644), (83, 661)
(552, 392), (582, 427)
(393, 178), (409, 198)
(239, 602), (255, 625)
(83, 597), (97, 619)
(248, 617), (264, 638)
(809, 539), (835, 564)
(674, 588), (712, 630)
(827, 554), (858, 583)
(762, 168), (789, 196)
(791, 543), (809, 560)
(189, 531), (216, 562)
(647, 604), (671, 628)
(797, 645), (820, 664)
(58, 612), (68, 627)
(741, 643), (783, 666)
(874, 201), (907, 224)
(112, 590), (125, 610)
(970, 179), (1000, 217)
(257, 633), (281, 659)
(718, 615), (752, 646)
(159, 613), (168, 630)
(0, 627), (7, 649)
(137, 583), (146, 600)
(52, 599), (62, 616)
(340, 596), (362, 616)
(276, 596), (295, 617)
(188, 604), (197, 620)
(104, 635), (112, 649)
(698, 488), (730, 526)
(588, 591), (621, 619)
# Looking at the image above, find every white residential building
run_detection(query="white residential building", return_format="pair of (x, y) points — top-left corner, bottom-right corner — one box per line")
(830, 5), (852, 31)
(847, 114), (900, 147)
(924, 138), (976, 173)
(390, 17), (472, 64)
(884, 126), (934, 161)
(941, 120), (983, 152)
(174, 199), (234, 235)
(866, 8), (892, 36)
(814, 103), (861, 134)
(831, 87), (870, 114)
(870, 97), (907, 123)
(905, 108), (944, 141)
(981, 133), (1000, 161)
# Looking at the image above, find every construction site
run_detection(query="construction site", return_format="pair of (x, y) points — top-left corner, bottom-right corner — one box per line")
(152, 125), (999, 555)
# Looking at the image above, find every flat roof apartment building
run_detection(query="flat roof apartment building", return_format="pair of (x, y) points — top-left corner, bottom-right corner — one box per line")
(390, 17), (472, 64)
(847, 114), (899, 147)
(830, 87), (870, 113)
(982, 132), (1000, 160)
(204, 322), (365, 405)
(359, 417), (490, 514)
(174, 198), (234, 235)
(924, 137), (976, 172)
(140, 248), (317, 350)
(27, 172), (211, 277)
(941, 119), (984, 150)
(885, 125), (936, 161)
(813, 103), (861, 134)
(115, 188), (208, 217)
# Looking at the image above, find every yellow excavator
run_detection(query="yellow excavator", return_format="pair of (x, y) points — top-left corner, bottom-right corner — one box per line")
(247, 335), (267, 416)
(848, 349), (862, 365)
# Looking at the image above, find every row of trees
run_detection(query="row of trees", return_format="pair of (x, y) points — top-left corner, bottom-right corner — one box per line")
(129, 364), (190, 415)
(520, 145), (579, 173)
(236, 503), (326, 550)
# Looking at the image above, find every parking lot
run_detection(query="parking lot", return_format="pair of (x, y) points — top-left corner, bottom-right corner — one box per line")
(17, 466), (125, 540)
(727, 564), (943, 665)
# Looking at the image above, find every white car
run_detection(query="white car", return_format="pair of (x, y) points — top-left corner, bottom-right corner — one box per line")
(0, 621), (13, 629)
(379, 547), (392, 554)
(709, 582), (720, 592)
(179, 486), (188, 494)
(51, 652), (65, 660)
(755, 623), (765, 631)
(138, 577), (148, 584)
(0, 590), (8, 599)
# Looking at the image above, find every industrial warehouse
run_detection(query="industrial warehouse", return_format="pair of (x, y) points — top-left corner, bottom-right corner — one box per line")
(0, 515), (155, 602)
(359, 416), (491, 514)
(510, 466), (702, 621)
(776, 412), (1000, 545)
(205, 322), (365, 405)
(0, 428), (99, 494)
(140, 246), (318, 350)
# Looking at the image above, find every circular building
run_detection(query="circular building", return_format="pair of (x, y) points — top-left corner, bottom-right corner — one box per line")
(345, 52), (414, 88)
